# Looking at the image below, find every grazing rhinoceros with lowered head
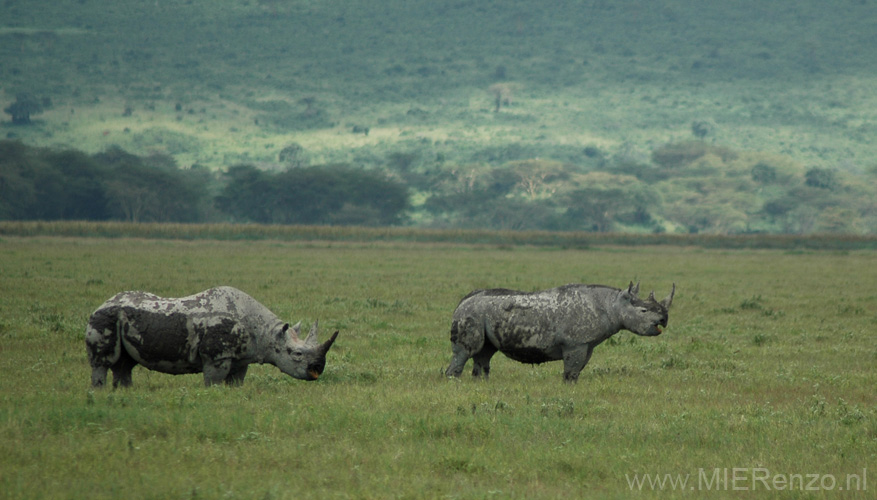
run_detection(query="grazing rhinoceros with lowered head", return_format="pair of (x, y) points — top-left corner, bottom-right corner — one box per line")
(445, 281), (675, 382)
(86, 286), (338, 388)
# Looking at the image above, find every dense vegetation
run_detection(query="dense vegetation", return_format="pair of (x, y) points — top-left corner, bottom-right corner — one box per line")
(1, 237), (874, 499)
(2, 1), (876, 234)
(2, 138), (875, 233)
(0, 140), (409, 226)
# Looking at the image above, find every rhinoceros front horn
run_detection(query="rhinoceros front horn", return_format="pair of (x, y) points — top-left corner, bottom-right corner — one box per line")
(660, 283), (676, 309)
(320, 330), (339, 355)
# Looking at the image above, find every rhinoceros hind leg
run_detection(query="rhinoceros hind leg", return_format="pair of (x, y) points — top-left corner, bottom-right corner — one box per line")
(110, 350), (137, 388)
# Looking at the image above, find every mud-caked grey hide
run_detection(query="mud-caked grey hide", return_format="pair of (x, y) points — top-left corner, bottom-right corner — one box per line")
(86, 286), (339, 388)
(446, 281), (675, 382)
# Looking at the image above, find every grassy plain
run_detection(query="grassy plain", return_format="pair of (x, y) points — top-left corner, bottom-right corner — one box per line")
(1, 235), (875, 499)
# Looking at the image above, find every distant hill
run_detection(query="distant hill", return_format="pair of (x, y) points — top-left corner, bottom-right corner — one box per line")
(1, 0), (875, 233)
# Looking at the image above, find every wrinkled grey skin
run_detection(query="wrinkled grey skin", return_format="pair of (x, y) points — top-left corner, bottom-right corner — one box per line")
(86, 286), (338, 388)
(445, 282), (675, 382)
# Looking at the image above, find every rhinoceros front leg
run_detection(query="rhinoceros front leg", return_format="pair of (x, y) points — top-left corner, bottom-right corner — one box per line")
(91, 366), (109, 388)
(224, 365), (249, 386)
(445, 343), (471, 378)
(202, 358), (233, 386)
(471, 343), (498, 380)
(446, 317), (485, 378)
(86, 322), (122, 388)
(562, 344), (594, 383)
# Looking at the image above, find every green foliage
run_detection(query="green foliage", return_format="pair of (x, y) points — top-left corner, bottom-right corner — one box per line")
(751, 162), (778, 184)
(0, 237), (875, 499)
(101, 154), (207, 223)
(3, 1), (877, 235)
(45, 150), (112, 220)
(805, 167), (839, 190)
(1, 142), (409, 227)
(0, 141), (112, 220)
(0, 141), (213, 223)
(213, 164), (277, 223)
(0, 140), (45, 219)
(278, 142), (308, 168)
(216, 163), (410, 226)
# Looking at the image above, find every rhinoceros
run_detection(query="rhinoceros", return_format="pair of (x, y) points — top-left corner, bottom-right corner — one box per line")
(445, 281), (675, 382)
(85, 286), (338, 388)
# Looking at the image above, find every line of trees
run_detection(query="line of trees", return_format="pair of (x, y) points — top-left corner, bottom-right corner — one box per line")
(3, 139), (874, 234)
(215, 164), (408, 226)
(0, 140), (409, 226)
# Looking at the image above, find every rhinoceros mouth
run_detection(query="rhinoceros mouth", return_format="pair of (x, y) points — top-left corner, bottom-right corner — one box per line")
(641, 323), (664, 336)
(307, 369), (321, 380)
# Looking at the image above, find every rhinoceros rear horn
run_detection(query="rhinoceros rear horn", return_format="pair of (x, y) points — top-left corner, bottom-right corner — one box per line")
(660, 283), (676, 309)
(305, 321), (319, 345)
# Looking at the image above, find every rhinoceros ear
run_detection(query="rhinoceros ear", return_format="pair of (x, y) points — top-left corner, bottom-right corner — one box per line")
(660, 283), (676, 309)
(286, 321), (302, 341)
(627, 281), (640, 296)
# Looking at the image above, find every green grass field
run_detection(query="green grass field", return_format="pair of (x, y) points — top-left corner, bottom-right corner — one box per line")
(1, 234), (875, 499)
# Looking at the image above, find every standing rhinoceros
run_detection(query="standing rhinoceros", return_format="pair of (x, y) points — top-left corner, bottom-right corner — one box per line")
(445, 282), (675, 382)
(86, 286), (338, 388)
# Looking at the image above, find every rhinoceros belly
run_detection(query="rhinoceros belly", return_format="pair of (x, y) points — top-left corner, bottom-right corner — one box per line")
(491, 317), (564, 364)
(498, 345), (561, 364)
(119, 308), (203, 374)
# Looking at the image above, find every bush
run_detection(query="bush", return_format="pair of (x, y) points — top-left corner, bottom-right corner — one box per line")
(278, 143), (308, 168)
(751, 162), (778, 184)
(690, 119), (716, 139)
(804, 167), (838, 190)
(216, 164), (409, 226)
